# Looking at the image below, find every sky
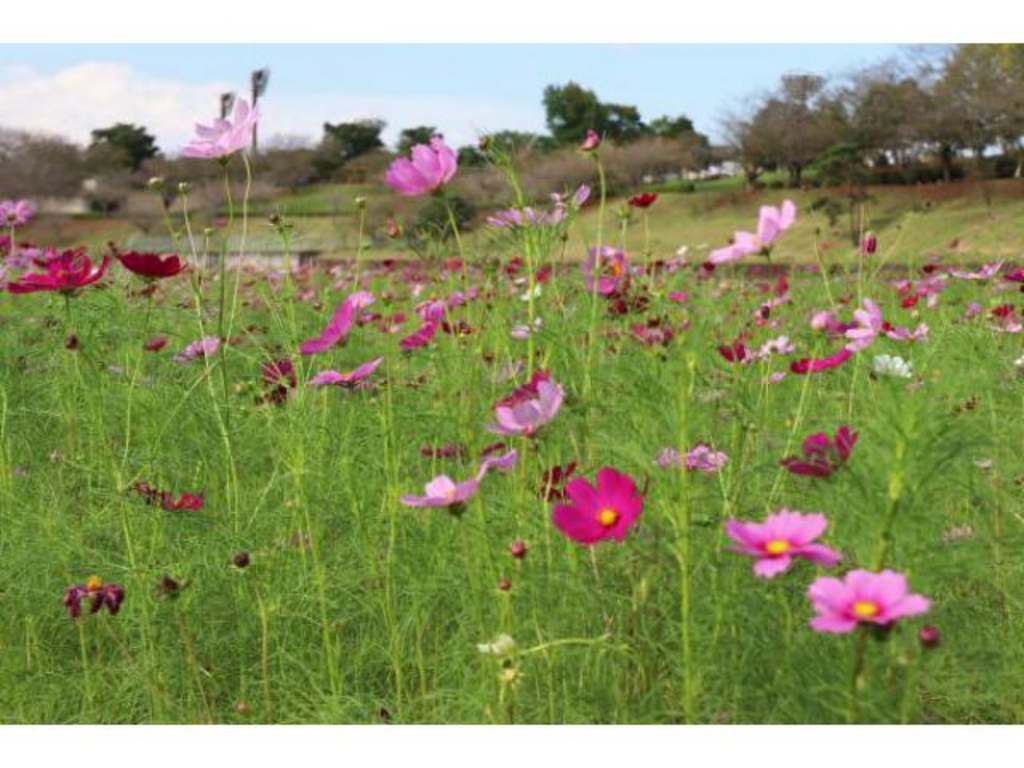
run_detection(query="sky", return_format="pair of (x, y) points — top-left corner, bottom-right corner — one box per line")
(0, 44), (915, 154)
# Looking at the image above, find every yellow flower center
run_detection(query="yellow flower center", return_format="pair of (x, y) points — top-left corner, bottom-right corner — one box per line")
(598, 508), (620, 527)
(765, 540), (790, 555)
(853, 601), (880, 618)
(86, 575), (103, 591)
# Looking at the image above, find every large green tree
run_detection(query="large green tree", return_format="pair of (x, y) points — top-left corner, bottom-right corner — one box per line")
(542, 82), (648, 145)
(89, 123), (158, 172)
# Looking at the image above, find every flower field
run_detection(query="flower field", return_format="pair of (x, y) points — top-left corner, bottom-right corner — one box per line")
(1, 117), (1023, 725)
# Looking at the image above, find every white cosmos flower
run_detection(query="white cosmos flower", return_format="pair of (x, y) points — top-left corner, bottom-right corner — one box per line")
(477, 634), (517, 657)
(872, 354), (913, 379)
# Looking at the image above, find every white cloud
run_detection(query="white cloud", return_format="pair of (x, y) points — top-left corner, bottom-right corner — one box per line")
(0, 61), (546, 155)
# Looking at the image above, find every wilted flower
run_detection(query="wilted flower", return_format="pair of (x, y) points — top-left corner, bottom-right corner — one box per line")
(384, 136), (458, 196)
(538, 461), (578, 501)
(132, 481), (205, 511)
(807, 570), (930, 634)
(725, 510), (842, 578)
(477, 634), (517, 657)
(63, 575), (125, 619)
(182, 98), (259, 160)
(872, 354), (913, 379)
(552, 467), (644, 545)
(781, 426), (858, 478)
(708, 201), (797, 265)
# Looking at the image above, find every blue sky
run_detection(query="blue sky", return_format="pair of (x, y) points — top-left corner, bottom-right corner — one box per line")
(0, 44), (912, 153)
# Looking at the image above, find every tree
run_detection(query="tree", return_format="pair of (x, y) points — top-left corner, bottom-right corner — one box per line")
(397, 126), (437, 155)
(0, 128), (87, 198)
(322, 119), (386, 163)
(542, 82), (649, 145)
(89, 123), (158, 172)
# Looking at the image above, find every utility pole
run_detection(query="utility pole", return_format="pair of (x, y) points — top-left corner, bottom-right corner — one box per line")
(220, 92), (236, 120)
(250, 68), (271, 155)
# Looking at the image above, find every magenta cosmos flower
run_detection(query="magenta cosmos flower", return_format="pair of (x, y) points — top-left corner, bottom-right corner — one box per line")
(384, 135), (458, 196)
(7, 248), (110, 295)
(725, 510), (842, 578)
(790, 347), (852, 375)
(781, 426), (858, 478)
(487, 379), (564, 437)
(807, 569), (930, 634)
(708, 200), (797, 265)
(182, 98), (259, 160)
(300, 291), (375, 356)
(552, 467), (644, 545)
(582, 246), (629, 296)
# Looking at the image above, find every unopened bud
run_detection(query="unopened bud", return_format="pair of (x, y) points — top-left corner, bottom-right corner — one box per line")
(918, 625), (941, 649)
(509, 540), (528, 559)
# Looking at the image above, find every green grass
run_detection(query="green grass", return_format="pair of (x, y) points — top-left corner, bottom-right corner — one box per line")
(3, 171), (1023, 723)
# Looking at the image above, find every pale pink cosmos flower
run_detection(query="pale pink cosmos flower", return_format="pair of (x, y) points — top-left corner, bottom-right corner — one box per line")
(657, 444), (729, 472)
(0, 199), (35, 227)
(384, 136), (458, 196)
(845, 299), (884, 352)
(708, 201), (797, 265)
(884, 322), (929, 343)
(807, 569), (930, 634)
(487, 380), (564, 437)
(948, 261), (1004, 280)
(308, 357), (384, 388)
(182, 99), (259, 160)
(175, 336), (221, 363)
(401, 449), (518, 509)
(726, 510), (842, 579)
(582, 246), (629, 296)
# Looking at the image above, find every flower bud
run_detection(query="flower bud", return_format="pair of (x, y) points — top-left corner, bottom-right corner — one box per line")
(232, 551), (251, 569)
(918, 625), (941, 649)
(147, 176), (166, 191)
(580, 129), (601, 152)
(354, 196), (367, 210)
(509, 540), (528, 559)
(497, 577), (512, 591)
(177, 181), (192, 195)
(861, 232), (878, 256)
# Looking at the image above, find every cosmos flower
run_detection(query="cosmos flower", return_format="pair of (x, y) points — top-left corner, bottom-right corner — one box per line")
(300, 291), (375, 356)
(308, 357), (385, 388)
(872, 354), (913, 379)
(487, 379), (564, 437)
(582, 246), (629, 296)
(7, 248), (110, 295)
(628, 192), (658, 208)
(844, 299), (884, 352)
(790, 347), (852, 375)
(384, 135), (458, 196)
(175, 336), (221, 363)
(63, 575), (125, 619)
(807, 570), (930, 634)
(182, 98), (259, 160)
(0, 199), (35, 228)
(708, 201), (797, 265)
(118, 252), (186, 279)
(552, 467), (644, 545)
(725, 510), (842, 578)
(781, 426), (858, 478)
(580, 129), (601, 152)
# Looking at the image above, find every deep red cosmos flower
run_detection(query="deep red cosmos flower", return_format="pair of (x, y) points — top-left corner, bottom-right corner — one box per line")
(781, 426), (858, 478)
(538, 462), (579, 501)
(118, 252), (187, 279)
(628, 192), (659, 209)
(7, 248), (110, 295)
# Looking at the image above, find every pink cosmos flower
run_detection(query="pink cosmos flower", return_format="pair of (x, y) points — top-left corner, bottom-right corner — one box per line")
(300, 291), (375, 356)
(884, 322), (929, 343)
(400, 320), (440, 351)
(487, 379), (564, 437)
(384, 136), (458, 196)
(182, 98), (259, 160)
(790, 347), (852, 375)
(708, 201), (797, 265)
(948, 261), (1003, 280)
(807, 569), (930, 634)
(685, 444), (730, 472)
(552, 467), (644, 545)
(175, 336), (221, 363)
(580, 129), (601, 152)
(487, 206), (566, 229)
(725, 510), (842, 578)
(582, 246), (629, 296)
(308, 357), (385, 388)
(781, 426), (858, 478)
(844, 299), (884, 352)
